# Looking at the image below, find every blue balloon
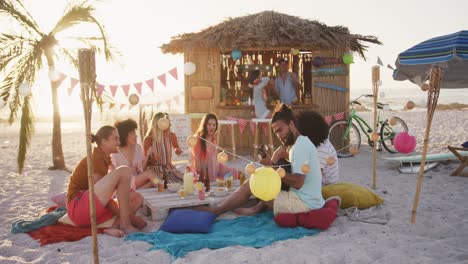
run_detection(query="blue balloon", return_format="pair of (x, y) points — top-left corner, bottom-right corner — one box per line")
(231, 49), (242, 60)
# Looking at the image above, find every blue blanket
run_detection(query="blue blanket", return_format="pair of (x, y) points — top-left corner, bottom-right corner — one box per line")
(125, 211), (321, 258)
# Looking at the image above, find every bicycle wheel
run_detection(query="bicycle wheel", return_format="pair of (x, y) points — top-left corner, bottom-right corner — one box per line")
(328, 120), (361, 158)
(380, 116), (409, 153)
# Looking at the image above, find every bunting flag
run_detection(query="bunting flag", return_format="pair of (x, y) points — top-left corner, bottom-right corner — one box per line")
(68, 78), (79, 96)
(109, 85), (118, 97)
(237, 118), (248, 134)
(261, 123), (269, 137)
(226, 116), (238, 133)
(145, 79), (154, 92)
(249, 120), (256, 134)
(120, 104), (126, 110)
(168, 67), (178, 80)
(109, 102), (116, 109)
(333, 112), (345, 121)
(96, 83), (105, 97)
(377, 56), (384, 66)
(121, 84), (131, 96)
(56, 72), (67, 86)
(134, 82), (143, 95)
(157, 74), (166, 87)
(324, 115), (332, 126)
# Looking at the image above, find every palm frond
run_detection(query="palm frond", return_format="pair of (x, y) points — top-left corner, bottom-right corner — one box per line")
(0, 0), (42, 37)
(17, 94), (34, 174)
(56, 48), (79, 68)
(50, 2), (114, 61)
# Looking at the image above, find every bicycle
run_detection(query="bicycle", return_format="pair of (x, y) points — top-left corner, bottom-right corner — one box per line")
(328, 94), (408, 158)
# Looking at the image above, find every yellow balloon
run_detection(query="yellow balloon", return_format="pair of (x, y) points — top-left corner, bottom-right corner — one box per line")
(217, 151), (229, 163)
(158, 118), (170, 130)
(187, 135), (197, 147)
(249, 167), (281, 201)
(276, 167), (286, 178)
(245, 163), (256, 175)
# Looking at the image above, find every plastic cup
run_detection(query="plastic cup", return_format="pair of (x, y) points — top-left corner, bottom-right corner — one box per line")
(226, 178), (233, 190)
(158, 180), (165, 192)
(178, 188), (186, 199)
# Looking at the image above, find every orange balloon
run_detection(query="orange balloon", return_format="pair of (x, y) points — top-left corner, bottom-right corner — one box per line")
(276, 167), (286, 178)
(217, 151), (229, 163)
(186, 136), (197, 147)
(301, 163), (310, 174)
(350, 145), (360, 155)
(326, 157), (336, 166)
(421, 83), (429, 92)
(128, 93), (139, 105)
(158, 118), (170, 130)
(389, 117), (397, 126)
(245, 163), (256, 175)
(406, 101), (415, 110)
(370, 132), (379, 142)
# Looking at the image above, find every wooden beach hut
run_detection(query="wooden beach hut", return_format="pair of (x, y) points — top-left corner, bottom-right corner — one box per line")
(161, 11), (380, 151)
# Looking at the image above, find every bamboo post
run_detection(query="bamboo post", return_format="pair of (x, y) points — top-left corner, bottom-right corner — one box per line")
(411, 66), (441, 223)
(371, 66), (380, 189)
(78, 49), (99, 263)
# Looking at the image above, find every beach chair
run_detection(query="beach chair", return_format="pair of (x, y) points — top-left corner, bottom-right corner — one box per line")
(447, 146), (468, 177)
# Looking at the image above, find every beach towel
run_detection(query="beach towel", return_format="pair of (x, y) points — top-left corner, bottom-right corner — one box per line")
(338, 205), (391, 225)
(11, 206), (67, 234)
(28, 223), (105, 245)
(125, 211), (321, 258)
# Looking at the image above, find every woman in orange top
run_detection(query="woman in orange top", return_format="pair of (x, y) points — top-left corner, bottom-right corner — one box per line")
(66, 125), (144, 236)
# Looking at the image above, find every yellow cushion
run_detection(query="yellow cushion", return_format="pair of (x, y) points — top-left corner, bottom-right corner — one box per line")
(322, 182), (384, 209)
(58, 214), (116, 228)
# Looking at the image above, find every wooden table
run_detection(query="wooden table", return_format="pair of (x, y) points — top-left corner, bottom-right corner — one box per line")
(138, 182), (243, 221)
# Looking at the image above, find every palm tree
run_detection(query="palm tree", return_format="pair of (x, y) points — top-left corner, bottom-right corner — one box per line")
(0, 0), (116, 173)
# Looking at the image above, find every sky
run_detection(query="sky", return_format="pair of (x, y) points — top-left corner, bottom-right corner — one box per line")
(1, 0), (467, 118)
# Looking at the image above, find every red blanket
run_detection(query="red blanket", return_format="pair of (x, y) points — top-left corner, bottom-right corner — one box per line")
(28, 206), (105, 246)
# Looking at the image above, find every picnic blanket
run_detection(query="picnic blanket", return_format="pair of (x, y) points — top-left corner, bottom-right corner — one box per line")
(125, 211), (321, 258)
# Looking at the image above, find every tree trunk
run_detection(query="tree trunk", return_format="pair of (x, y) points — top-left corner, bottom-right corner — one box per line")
(45, 51), (66, 170)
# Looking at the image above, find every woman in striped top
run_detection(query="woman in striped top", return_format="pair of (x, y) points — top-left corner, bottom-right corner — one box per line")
(143, 112), (184, 186)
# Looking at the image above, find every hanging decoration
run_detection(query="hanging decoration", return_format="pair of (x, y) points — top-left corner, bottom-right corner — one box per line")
(245, 163), (256, 175)
(406, 101), (415, 110)
(187, 135), (197, 147)
(184, 62), (196, 75)
(249, 167), (281, 201)
(342, 53), (354, 65)
(128, 94), (140, 105)
(217, 151), (229, 163)
(157, 117), (170, 130)
(231, 49), (242, 60)
(19, 82), (31, 97)
(394, 132), (416, 154)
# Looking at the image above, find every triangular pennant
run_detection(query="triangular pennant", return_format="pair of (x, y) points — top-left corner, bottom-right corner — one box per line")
(168, 67), (178, 80)
(68, 78), (79, 96)
(324, 115), (332, 126)
(157, 74), (166, 87)
(133, 82), (143, 95)
(377, 56), (384, 66)
(387, 64), (395, 70)
(56, 72), (67, 86)
(120, 104), (126, 110)
(145, 79), (154, 92)
(237, 118), (248, 134)
(109, 85), (118, 97)
(121, 84), (131, 97)
(96, 83), (105, 97)
(249, 121), (256, 134)
(109, 102), (115, 109)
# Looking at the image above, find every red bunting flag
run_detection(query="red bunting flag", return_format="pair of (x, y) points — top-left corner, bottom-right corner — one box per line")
(120, 104), (126, 110)
(121, 84), (130, 97)
(237, 118), (248, 134)
(56, 72), (67, 86)
(324, 115), (332, 126)
(68, 78), (79, 96)
(96, 83), (105, 97)
(157, 74), (166, 87)
(168, 67), (178, 80)
(109, 85), (118, 97)
(145, 79), (154, 92)
(333, 112), (344, 121)
(249, 120), (256, 134)
(133, 82), (143, 95)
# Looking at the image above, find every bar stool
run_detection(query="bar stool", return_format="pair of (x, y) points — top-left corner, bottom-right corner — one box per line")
(217, 119), (238, 160)
(251, 118), (274, 159)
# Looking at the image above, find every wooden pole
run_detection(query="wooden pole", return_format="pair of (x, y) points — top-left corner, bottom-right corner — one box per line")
(372, 66), (380, 189)
(78, 49), (99, 263)
(411, 66), (441, 223)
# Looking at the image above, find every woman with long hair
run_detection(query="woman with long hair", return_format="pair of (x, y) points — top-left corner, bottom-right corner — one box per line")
(190, 113), (238, 182)
(143, 112), (183, 186)
(111, 118), (160, 190)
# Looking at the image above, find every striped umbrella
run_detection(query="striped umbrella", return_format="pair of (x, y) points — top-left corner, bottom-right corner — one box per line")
(393, 30), (468, 88)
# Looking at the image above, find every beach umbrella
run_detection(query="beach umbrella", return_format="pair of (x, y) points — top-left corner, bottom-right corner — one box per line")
(393, 30), (468, 88)
(393, 30), (468, 223)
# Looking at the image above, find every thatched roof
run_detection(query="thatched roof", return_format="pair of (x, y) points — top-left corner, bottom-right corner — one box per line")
(161, 11), (381, 57)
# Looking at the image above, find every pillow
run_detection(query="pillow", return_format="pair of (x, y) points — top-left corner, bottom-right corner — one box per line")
(159, 209), (216, 233)
(51, 192), (67, 207)
(58, 213), (116, 229)
(322, 182), (384, 209)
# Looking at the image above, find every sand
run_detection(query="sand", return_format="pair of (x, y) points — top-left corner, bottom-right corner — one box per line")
(1, 109), (467, 264)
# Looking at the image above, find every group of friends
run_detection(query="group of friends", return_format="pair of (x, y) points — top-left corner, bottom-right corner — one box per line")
(65, 69), (340, 236)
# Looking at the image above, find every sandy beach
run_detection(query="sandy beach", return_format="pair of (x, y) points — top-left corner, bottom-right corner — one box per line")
(1, 109), (467, 264)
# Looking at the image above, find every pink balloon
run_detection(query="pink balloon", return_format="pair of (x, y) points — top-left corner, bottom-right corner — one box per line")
(393, 132), (416, 154)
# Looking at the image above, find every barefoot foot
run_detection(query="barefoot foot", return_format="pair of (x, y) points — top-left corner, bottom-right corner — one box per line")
(131, 215), (147, 230)
(103, 228), (124, 237)
(122, 225), (140, 235)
